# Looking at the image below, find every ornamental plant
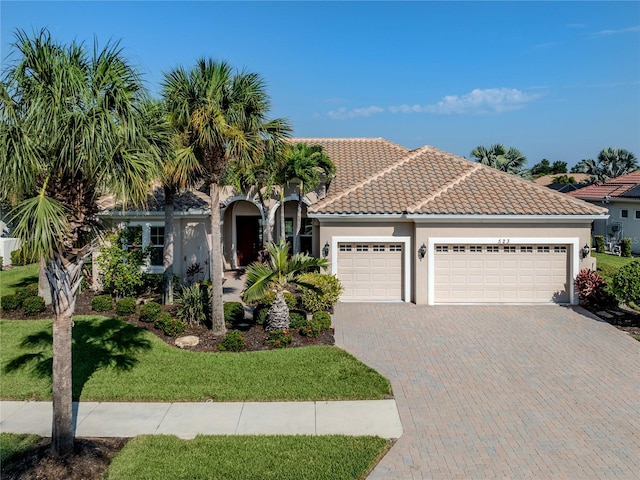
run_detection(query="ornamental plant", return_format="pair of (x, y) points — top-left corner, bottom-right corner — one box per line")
(115, 297), (137, 316)
(139, 301), (162, 323)
(612, 261), (640, 306)
(96, 229), (147, 299)
(217, 330), (246, 352)
(266, 329), (292, 348)
(297, 272), (343, 313)
(593, 235), (606, 254)
(620, 238), (632, 258)
(1, 294), (21, 311)
(91, 295), (113, 312)
(23, 296), (46, 316)
(175, 284), (209, 326)
(574, 269), (610, 308)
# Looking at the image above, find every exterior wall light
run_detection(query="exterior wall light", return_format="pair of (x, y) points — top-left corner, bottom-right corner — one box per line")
(418, 243), (427, 260)
(322, 241), (330, 258)
(581, 243), (590, 259)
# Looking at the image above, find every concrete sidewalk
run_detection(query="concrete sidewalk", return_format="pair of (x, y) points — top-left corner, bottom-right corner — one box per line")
(0, 399), (402, 439)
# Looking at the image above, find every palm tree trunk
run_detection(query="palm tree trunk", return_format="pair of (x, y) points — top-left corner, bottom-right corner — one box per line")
(209, 182), (226, 335)
(267, 290), (290, 331)
(279, 189), (286, 243)
(38, 258), (52, 305)
(162, 188), (175, 305)
(45, 252), (84, 456)
(294, 184), (303, 254)
(256, 189), (272, 244)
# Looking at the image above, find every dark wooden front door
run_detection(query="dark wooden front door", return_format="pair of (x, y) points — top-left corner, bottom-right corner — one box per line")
(236, 216), (261, 266)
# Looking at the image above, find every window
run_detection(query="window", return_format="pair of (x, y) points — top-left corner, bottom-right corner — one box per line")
(636, 211), (640, 220)
(520, 246), (533, 253)
(300, 218), (313, 236)
(621, 209), (628, 218)
(503, 246), (516, 253)
(486, 246), (499, 253)
(452, 245), (465, 252)
(537, 246), (550, 253)
(469, 246), (483, 253)
(149, 226), (165, 266)
(339, 244), (352, 252)
(356, 244), (369, 252)
(373, 244), (385, 252)
(554, 246), (567, 253)
(436, 245), (449, 253)
(389, 244), (402, 252)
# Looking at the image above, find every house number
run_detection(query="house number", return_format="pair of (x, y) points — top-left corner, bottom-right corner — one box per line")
(498, 239), (510, 244)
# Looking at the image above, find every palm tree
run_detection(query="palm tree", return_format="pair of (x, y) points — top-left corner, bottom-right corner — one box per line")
(572, 148), (638, 184)
(470, 144), (527, 175)
(283, 143), (335, 253)
(243, 240), (327, 330)
(162, 59), (291, 334)
(0, 30), (163, 455)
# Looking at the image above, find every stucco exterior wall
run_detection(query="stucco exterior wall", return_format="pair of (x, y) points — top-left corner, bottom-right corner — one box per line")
(604, 201), (640, 253)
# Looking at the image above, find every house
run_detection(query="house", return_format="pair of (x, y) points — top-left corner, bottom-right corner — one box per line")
(101, 138), (608, 305)
(567, 171), (640, 254)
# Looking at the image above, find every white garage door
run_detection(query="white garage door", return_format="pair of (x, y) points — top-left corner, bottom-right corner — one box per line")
(434, 244), (570, 303)
(337, 243), (403, 301)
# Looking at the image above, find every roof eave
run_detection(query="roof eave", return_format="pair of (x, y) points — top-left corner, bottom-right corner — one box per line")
(406, 213), (609, 223)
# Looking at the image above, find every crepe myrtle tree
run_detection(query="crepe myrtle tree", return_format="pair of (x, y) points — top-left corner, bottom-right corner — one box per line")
(162, 59), (291, 334)
(0, 29), (165, 455)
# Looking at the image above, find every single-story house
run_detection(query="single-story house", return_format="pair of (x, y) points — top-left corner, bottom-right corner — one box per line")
(100, 138), (608, 305)
(567, 171), (640, 254)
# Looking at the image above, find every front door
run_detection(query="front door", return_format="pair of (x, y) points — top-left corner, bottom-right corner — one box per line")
(236, 216), (261, 266)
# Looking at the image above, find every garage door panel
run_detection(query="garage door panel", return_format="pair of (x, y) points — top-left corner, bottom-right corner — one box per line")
(435, 244), (569, 304)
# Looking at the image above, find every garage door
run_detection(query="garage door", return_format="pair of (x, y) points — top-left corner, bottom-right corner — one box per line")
(337, 243), (403, 301)
(434, 244), (569, 303)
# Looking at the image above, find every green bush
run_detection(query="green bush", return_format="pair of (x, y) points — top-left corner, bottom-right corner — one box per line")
(312, 311), (332, 331)
(176, 284), (209, 326)
(224, 302), (245, 325)
(96, 228), (147, 298)
(266, 329), (292, 348)
(23, 296), (46, 316)
(0, 255), (3, 271)
(1, 295), (21, 311)
(217, 330), (246, 352)
(620, 238), (632, 257)
(91, 294), (114, 312)
(154, 312), (172, 331)
(299, 319), (322, 338)
(115, 297), (137, 316)
(258, 290), (297, 309)
(253, 305), (269, 326)
(14, 286), (36, 306)
(612, 261), (640, 305)
(10, 247), (36, 266)
(593, 235), (606, 254)
(161, 318), (185, 337)
(288, 310), (308, 329)
(298, 273), (344, 312)
(139, 301), (162, 323)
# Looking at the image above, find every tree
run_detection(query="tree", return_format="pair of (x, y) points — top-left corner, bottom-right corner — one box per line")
(551, 160), (567, 174)
(243, 240), (327, 330)
(551, 174), (577, 184)
(162, 59), (291, 334)
(283, 143), (335, 253)
(0, 30), (163, 455)
(470, 144), (527, 176)
(572, 148), (638, 183)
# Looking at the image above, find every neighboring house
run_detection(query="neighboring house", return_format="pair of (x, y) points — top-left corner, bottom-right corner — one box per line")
(101, 138), (608, 305)
(533, 173), (590, 194)
(567, 171), (640, 254)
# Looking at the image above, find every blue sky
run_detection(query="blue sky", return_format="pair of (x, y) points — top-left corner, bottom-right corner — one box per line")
(2, 1), (639, 168)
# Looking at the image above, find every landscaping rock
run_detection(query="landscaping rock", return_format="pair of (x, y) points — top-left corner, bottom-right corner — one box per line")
(175, 335), (199, 348)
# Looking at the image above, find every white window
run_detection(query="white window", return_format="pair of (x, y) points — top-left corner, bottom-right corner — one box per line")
(520, 246), (533, 253)
(120, 222), (164, 273)
(356, 244), (369, 252)
(486, 246), (499, 253)
(554, 246), (567, 253)
(621, 209), (628, 218)
(469, 246), (483, 253)
(504, 246), (516, 253)
(339, 244), (352, 252)
(452, 245), (465, 252)
(537, 246), (550, 253)
(389, 244), (402, 252)
(149, 226), (165, 266)
(436, 245), (449, 253)
(372, 244), (385, 252)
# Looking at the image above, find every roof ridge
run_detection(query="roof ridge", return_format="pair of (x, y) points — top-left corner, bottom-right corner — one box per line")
(312, 145), (431, 211)
(407, 161), (482, 213)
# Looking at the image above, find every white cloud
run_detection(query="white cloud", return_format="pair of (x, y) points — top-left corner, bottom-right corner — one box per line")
(591, 25), (640, 36)
(390, 88), (542, 115)
(327, 105), (384, 119)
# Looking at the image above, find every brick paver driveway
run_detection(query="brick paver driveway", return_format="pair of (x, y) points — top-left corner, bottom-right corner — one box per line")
(333, 304), (639, 479)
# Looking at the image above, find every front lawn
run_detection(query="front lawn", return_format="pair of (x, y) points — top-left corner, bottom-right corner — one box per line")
(0, 316), (391, 401)
(0, 263), (38, 296)
(592, 252), (637, 271)
(0, 433), (40, 465)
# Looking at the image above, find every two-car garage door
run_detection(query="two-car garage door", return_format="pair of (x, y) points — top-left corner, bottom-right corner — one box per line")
(434, 244), (570, 303)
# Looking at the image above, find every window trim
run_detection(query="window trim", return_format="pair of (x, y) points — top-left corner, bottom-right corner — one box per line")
(120, 221), (164, 274)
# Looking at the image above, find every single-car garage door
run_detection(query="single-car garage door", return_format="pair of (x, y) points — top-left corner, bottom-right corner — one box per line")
(434, 244), (570, 303)
(337, 243), (403, 301)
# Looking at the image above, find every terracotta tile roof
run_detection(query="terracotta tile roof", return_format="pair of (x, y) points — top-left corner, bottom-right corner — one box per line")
(567, 171), (640, 200)
(300, 139), (607, 216)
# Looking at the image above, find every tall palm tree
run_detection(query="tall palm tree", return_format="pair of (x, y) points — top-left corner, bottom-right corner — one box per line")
(0, 30), (163, 455)
(470, 143), (527, 175)
(243, 240), (327, 330)
(573, 148), (638, 184)
(162, 60), (291, 334)
(284, 143), (335, 253)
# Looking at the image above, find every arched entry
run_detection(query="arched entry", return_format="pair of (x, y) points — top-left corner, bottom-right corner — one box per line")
(222, 199), (264, 268)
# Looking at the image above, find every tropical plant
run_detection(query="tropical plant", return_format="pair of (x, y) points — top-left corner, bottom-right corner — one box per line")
(175, 283), (209, 326)
(572, 148), (638, 184)
(283, 143), (335, 253)
(530, 159), (567, 177)
(95, 229), (147, 299)
(0, 30), (163, 455)
(243, 240), (327, 330)
(297, 272), (344, 313)
(612, 261), (640, 306)
(470, 144), (528, 176)
(162, 59), (291, 334)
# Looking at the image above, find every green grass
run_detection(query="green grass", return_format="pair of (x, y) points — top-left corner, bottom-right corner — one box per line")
(0, 263), (38, 297)
(105, 435), (389, 480)
(592, 252), (637, 270)
(0, 316), (391, 401)
(0, 433), (40, 465)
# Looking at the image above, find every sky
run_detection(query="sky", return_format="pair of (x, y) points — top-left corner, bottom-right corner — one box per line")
(1, 1), (639, 168)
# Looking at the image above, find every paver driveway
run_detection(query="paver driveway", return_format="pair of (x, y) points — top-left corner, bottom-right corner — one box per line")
(333, 304), (640, 479)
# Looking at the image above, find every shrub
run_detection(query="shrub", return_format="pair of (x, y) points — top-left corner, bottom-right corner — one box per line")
(257, 290), (297, 309)
(96, 228), (147, 298)
(115, 297), (137, 316)
(612, 261), (640, 306)
(574, 269), (610, 308)
(26, 283), (39, 297)
(91, 294), (114, 312)
(14, 286), (36, 306)
(0, 256), (3, 271)
(288, 310), (308, 329)
(299, 320), (322, 338)
(10, 247), (36, 266)
(1, 294), (21, 311)
(297, 273), (343, 313)
(139, 301), (162, 323)
(266, 329), (292, 348)
(253, 305), (269, 326)
(312, 311), (332, 331)
(593, 235), (606, 254)
(620, 238), (632, 257)
(161, 318), (185, 337)
(23, 296), (46, 316)
(176, 284), (209, 326)
(224, 302), (245, 325)
(217, 331), (246, 352)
